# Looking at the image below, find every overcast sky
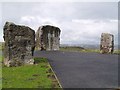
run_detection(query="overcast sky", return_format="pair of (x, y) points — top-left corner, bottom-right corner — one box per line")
(0, 2), (118, 45)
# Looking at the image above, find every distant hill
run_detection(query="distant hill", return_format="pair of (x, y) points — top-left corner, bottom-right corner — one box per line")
(60, 44), (119, 50)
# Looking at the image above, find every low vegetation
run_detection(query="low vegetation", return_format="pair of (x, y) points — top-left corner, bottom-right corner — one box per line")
(2, 57), (61, 88)
(113, 50), (120, 55)
(60, 46), (120, 54)
(0, 51), (2, 89)
(60, 46), (99, 53)
(60, 46), (85, 52)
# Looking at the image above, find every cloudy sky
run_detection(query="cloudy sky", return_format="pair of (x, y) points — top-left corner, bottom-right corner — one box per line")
(0, 1), (118, 45)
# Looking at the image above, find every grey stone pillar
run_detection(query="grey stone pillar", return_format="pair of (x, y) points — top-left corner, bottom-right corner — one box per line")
(36, 25), (61, 51)
(100, 33), (114, 54)
(3, 22), (35, 67)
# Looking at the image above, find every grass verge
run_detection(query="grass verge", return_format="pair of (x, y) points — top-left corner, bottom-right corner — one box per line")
(60, 47), (120, 54)
(0, 52), (2, 90)
(2, 57), (61, 88)
(60, 47), (99, 53)
(113, 50), (120, 55)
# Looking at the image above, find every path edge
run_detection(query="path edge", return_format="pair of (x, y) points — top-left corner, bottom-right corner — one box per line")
(48, 61), (63, 89)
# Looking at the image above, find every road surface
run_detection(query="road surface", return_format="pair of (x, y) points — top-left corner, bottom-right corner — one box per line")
(34, 51), (118, 88)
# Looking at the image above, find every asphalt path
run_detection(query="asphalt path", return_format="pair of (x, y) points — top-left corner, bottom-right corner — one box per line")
(34, 51), (118, 88)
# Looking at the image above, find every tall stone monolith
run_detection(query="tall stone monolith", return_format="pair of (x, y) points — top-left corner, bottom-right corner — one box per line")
(36, 25), (61, 51)
(100, 33), (114, 54)
(3, 22), (35, 67)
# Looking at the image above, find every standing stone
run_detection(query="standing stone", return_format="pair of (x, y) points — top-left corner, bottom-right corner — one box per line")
(100, 33), (114, 54)
(3, 22), (35, 67)
(36, 25), (61, 51)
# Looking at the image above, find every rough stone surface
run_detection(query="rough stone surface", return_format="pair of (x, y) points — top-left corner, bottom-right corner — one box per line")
(36, 25), (61, 51)
(3, 22), (35, 67)
(100, 33), (114, 54)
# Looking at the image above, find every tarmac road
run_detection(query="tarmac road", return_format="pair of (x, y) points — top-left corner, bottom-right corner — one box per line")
(34, 51), (118, 88)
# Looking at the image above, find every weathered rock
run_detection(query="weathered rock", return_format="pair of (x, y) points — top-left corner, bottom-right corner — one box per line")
(3, 22), (35, 67)
(100, 33), (114, 54)
(36, 25), (61, 51)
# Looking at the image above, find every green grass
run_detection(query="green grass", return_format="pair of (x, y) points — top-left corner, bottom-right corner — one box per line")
(0, 56), (3, 62)
(2, 57), (60, 88)
(60, 47), (85, 52)
(60, 47), (99, 53)
(60, 47), (120, 54)
(0, 52), (2, 90)
(113, 50), (120, 55)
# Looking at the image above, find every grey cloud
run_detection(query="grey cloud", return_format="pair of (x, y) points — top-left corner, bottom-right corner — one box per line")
(1, 2), (118, 45)
(2, 2), (117, 21)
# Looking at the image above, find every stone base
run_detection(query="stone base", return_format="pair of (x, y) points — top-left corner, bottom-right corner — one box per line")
(4, 58), (34, 67)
